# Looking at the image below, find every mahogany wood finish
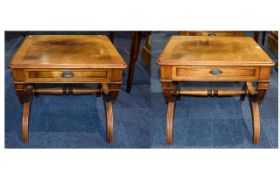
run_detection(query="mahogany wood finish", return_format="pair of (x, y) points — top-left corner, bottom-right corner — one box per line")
(101, 83), (110, 95)
(246, 82), (257, 95)
(179, 31), (261, 43)
(157, 36), (275, 144)
(10, 35), (127, 143)
(177, 89), (248, 96)
(250, 100), (261, 144)
(104, 100), (113, 143)
(166, 102), (175, 144)
(32, 87), (120, 95)
(22, 84), (33, 143)
(22, 100), (31, 143)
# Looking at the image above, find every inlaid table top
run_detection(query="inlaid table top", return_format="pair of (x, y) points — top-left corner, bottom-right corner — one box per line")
(10, 35), (127, 69)
(157, 36), (275, 66)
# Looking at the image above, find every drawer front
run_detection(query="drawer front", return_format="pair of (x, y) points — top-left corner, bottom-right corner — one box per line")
(172, 66), (260, 81)
(25, 69), (111, 83)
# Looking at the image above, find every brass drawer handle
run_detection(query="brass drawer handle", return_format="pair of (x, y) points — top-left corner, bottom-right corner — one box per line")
(61, 71), (74, 78)
(210, 69), (222, 75)
(208, 32), (216, 36)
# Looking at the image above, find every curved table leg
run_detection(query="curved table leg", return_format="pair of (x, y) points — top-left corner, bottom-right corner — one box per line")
(166, 102), (175, 144)
(246, 82), (264, 144)
(249, 99), (261, 144)
(105, 101), (113, 143)
(102, 83), (114, 143)
(22, 85), (33, 143)
(22, 99), (32, 143)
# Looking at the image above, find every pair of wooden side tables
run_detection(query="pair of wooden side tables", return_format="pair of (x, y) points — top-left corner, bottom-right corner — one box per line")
(9, 35), (275, 145)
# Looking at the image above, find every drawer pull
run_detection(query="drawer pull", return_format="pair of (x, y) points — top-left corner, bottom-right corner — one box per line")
(210, 69), (222, 75)
(61, 71), (74, 78)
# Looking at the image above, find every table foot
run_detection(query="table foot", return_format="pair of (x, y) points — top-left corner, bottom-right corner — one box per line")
(250, 100), (261, 144)
(166, 102), (175, 144)
(104, 101), (113, 143)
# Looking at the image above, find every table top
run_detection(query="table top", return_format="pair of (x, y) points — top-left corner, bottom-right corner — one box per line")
(9, 35), (127, 69)
(157, 36), (275, 66)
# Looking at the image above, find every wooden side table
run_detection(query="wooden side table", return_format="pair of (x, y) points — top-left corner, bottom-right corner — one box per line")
(9, 35), (127, 143)
(157, 36), (275, 145)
